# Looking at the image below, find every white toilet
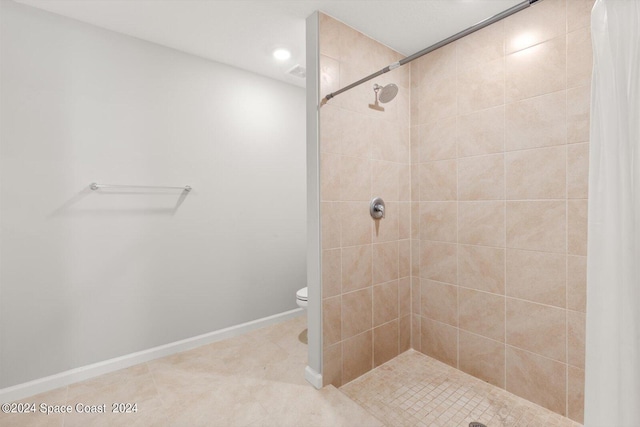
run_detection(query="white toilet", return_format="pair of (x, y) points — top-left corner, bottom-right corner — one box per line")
(296, 287), (308, 309)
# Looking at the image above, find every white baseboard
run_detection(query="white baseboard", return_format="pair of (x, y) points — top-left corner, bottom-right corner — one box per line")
(305, 365), (322, 389)
(0, 308), (305, 403)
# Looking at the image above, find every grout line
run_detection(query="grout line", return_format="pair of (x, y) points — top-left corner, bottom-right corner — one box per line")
(418, 197), (583, 203)
(457, 328), (506, 347)
(505, 343), (571, 368)
(454, 38), (461, 371)
(458, 241), (572, 255)
(455, 151), (461, 370)
(417, 235), (578, 254)
(503, 47), (508, 391)
(564, 2), (571, 414)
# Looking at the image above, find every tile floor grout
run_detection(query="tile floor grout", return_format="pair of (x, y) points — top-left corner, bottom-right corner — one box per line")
(340, 349), (583, 427)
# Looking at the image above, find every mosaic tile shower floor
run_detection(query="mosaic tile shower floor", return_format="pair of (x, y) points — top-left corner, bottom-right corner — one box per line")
(340, 350), (582, 427)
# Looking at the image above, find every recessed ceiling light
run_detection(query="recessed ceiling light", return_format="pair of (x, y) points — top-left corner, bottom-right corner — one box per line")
(273, 48), (291, 61)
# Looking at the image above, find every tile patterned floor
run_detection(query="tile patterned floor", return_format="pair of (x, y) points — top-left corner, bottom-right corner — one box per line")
(1, 316), (581, 427)
(340, 350), (582, 427)
(0, 316), (381, 427)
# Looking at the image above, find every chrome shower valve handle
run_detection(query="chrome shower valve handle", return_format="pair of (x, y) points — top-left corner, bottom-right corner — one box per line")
(370, 197), (386, 219)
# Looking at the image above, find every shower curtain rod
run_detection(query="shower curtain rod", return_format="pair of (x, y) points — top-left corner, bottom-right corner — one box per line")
(322, 0), (541, 105)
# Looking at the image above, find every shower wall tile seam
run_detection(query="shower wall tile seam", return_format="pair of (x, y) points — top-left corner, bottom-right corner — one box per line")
(506, 36), (561, 57)
(418, 198), (580, 203)
(370, 292), (375, 370)
(456, 87), (570, 111)
(501, 23), (510, 401)
(416, 316), (453, 328)
(418, 238), (469, 245)
(336, 153), (409, 162)
(565, 307), (585, 316)
(455, 47), (461, 370)
(501, 143), (572, 157)
(420, 240), (505, 251)
(448, 325), (507, 346)
(417, 279), (456, 287)
(459, 242), (570, 255)
(564, 23), (571, 408)
(369, 317), (404, 330)
(505, 343), (572, 368)
(503, 292), (567, 310)
(460, 145), (571, 157)
(420, 197), (571, 203)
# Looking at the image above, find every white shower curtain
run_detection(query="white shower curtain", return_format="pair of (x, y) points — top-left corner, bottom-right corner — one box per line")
(585, 0), (640, 425)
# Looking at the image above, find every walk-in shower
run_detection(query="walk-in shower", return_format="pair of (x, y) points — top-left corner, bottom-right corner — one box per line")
(309, 0), (595, 422)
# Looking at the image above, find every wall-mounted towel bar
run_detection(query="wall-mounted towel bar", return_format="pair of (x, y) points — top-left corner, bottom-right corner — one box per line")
(90, 183), (192, 192)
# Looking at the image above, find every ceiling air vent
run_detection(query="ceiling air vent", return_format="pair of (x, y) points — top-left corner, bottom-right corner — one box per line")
(287, 64), (306, 79)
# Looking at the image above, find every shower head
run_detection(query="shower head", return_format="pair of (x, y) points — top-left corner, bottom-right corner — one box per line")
(369, 83), (398, 111)
(376, 83), (398, 103)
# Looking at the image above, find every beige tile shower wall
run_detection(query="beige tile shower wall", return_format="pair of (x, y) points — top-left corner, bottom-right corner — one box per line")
(409, 0), (592, 423)
(318, 13), (412, 388)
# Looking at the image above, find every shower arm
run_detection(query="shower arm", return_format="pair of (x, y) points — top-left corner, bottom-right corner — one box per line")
(321, 0), (541, 105)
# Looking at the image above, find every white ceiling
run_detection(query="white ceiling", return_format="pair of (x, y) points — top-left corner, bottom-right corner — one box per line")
(14, 0), (522, 88)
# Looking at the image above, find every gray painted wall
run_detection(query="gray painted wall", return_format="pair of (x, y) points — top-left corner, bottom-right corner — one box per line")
(0, 1), (306, 388)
